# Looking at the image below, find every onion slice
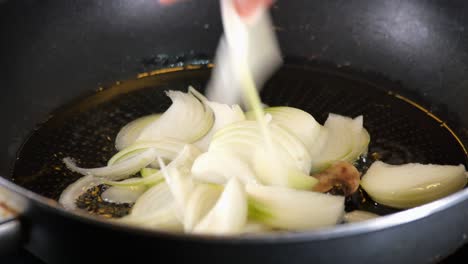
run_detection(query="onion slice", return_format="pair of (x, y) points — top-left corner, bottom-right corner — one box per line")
(310, 114), (369, 172)
(107, 139), (187, 167)
(343, 210), (379, 223)
(136, 89), (214, 143)
(140, 168), (159, 178)
(63, 148), (157, 180)
(184, 183), (223, 232)
(191, 151), (258, 185)
(253, 149), (318, 190)
(193, 177), (248, 235)
(158, 157), (194, 221)
(104, 144), (200, 187)
(101, 185), (147, 204)
(120, 182), (183, 231)
(247, 184), (345, 230)
(206, 0), (282, 105)
(115, 114), (161, 151)
(361, 161), (467, 209)
(209, 120), (314, 189)
(59, 175), (104, 210)
(194, 101), (245, 151)
(242, 221), (271, 234)
(247, 106), (322, 151)
(210, 120), (312, 173)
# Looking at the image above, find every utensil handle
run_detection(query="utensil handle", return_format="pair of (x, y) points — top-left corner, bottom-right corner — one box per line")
(0, 217), (22, 255)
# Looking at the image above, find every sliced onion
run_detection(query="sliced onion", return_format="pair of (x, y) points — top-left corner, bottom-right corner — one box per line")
(104, 144), (200, 187)
(184, 183), (223, 232)
(194, 101), (245, 151)
(247, 107), (322, 151)
(136, 89), (214, 143)
(271, 121), (313, 174)
(167, 144), (201, 171)
(361, 161), (467, 209)
(210, 120), (312, 173)
(158, 157), (194, 221)
(343, 210), (379, 223)
(193, 177), (248, 235)
(242, 221), (271, 234)
(246, 184), (345, 230)
(101, 185), (147, 204)
(191, 150), (258, 185)
(204, 38), (241, 105)
(310, 115), (354, 169)
(207, 1), (281, 187)
(140, 168), (159, 178)
(59, 175), (104, 210)
(115, 114), (161, 151)
(307, 126), (329, 160)
(107, 139), (186, 167)
(210, 120), (313, 189)
(131, 182), (174, 216)
(253, 149), (318, 190)
(120, 211), (183, 232)
(120, 182), (182, 231)
(63, 148), (157, 180)
(310, 114), (369, 172)
(118, 146), (201, 231)
(344, 116), (370, 162)
(205, 0), (282, 105)
(104, 175), (163, 187)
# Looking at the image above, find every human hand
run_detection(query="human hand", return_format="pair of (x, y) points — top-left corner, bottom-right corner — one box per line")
(159, 0), (273, 18)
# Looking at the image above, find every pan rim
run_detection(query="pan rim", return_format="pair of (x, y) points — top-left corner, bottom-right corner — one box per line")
(2, 174), (468, 244)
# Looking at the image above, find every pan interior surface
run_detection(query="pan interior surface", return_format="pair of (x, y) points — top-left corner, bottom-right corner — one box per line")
(11, 64), (468, 218)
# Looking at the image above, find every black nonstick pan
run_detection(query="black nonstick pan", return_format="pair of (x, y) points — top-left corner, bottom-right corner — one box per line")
(1, 1), (468, 264)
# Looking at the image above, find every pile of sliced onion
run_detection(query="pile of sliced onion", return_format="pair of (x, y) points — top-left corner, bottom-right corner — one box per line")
(60, 86), (357, 233)
(59, 84), (468, 234)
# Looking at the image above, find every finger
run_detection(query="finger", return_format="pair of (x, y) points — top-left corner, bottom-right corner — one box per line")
(159, 0), (178, 5)
(233, 0), (273, 17)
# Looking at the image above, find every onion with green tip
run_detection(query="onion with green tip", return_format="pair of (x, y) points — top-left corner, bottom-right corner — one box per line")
(140, 167), (159, 178)
(246, 184), (345, 230)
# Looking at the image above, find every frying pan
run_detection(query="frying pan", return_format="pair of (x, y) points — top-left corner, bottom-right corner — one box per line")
(1, 0), (468, 263)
